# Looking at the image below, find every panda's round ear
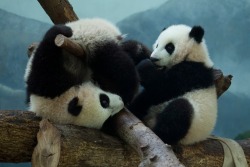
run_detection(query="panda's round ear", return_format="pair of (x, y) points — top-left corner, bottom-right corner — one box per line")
(189, 26), (204, 43)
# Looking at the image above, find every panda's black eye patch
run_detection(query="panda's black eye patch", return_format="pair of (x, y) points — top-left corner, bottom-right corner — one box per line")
(165, 43), (175, 55)
(68, 97), (82, 116)
(156, 44), (158, 48)
(100, 94), (110, 108)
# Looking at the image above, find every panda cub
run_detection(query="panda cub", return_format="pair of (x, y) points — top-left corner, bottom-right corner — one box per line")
(30, 81), (124, 129)
(25, 18), (149, 106)
(129, 25), (217, 145)
(25, 18), (150, 128)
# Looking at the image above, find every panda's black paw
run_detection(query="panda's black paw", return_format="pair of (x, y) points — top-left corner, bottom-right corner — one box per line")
(68, 97), (82, 116)
(121, 40), (151, 65)
(137, 59), (159, 87)
(43, 25), (73, 44)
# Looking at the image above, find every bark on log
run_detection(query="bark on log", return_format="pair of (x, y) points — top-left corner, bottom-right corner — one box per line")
(0, 110), (139, 166)
(113, 108), (184, 167)
(213, 69), (233, 97)
(0, 110), (250, 167)
(32, 119), (61, 167)
(37, 0), (78, 24)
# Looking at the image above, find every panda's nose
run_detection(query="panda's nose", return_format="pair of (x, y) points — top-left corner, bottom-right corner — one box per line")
(150, 57), (159, 62)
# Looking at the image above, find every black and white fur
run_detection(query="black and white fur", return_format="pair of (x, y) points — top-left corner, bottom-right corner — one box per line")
(30, 81), (124, 129)
(25, 18), (150, 128)
(129, 25), (217, 145)
(25, 18), (149, 106)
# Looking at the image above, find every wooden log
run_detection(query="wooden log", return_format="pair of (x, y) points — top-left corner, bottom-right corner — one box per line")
(113, 108), (184, 167)
(213, 69), (233, 97)
(0, 110), (139, 166)
(37, 0), (78, 24)
(0, 110), (250, 167)
(55, 34), (86, 57)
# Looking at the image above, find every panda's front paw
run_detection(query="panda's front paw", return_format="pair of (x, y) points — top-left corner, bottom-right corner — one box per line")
(43, 25), (73, 44)
(137, 59), (156, 74)
(121, 40), (151, 65)
(137, 59), (158, 87)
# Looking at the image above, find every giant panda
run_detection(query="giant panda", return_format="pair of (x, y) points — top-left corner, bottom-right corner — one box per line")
(30, 81), (124, 129)
(25, 18), (150, 106)
(25, 18), (151, 129)
(129, 25), (217, 145)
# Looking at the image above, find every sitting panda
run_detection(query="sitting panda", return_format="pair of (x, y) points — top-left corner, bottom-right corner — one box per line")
(30, 81), (123, 129)
(25, 18), (150, 106)
(129, 25), (217, 145)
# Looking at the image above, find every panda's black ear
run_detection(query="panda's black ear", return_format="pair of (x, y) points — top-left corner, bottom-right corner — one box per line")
(189, 26), (204, 43)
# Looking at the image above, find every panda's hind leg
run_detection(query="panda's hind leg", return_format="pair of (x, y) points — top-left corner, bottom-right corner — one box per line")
(152, 98), (193, 145)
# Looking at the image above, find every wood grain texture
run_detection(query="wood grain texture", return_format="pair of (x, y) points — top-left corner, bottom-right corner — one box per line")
(37, 0), (78, 24)
(1, 110), (250, 167)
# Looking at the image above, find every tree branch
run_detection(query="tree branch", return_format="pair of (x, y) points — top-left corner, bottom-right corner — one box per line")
(113, 109), (184, 167)
(37, 0), (78, 24)
(0, 110), (250, 167)
(54, 34), (86, 57)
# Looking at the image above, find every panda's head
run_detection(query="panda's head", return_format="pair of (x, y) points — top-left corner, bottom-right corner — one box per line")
(150, 25), (213, 69)
(30, 82), (124, 129)
(66, 18), (123, 54)
(68, 82), (124, 129)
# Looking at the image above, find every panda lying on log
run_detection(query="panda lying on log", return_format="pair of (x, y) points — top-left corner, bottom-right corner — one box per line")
(24, 18), (150, 129)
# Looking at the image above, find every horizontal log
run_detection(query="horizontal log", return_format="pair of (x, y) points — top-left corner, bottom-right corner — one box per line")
(0, 110), (249, 167)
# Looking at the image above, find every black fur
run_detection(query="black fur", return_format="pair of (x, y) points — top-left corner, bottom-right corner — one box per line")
(26, 25), (87, 99)
(68, 97), (82, 116)
(129, 59), (214, 144)
(26, 25), (143, 105)
(153, 98), (193, 145)
(90, 41), (140, 105)
(121, 40), (151, 65)
(165, 43), (175, 55)
(99, 93), (110, 108)
(189, 26), (204, 43)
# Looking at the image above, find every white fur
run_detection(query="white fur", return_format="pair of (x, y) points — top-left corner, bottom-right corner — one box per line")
(30, 82), (124, 129)
(66, 18), (122, 55)
(180, 86), (217, 144)
(144, 86), (217, 145)
(151, 24), (213, 68)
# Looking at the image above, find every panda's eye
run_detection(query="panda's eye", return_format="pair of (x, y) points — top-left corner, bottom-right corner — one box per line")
(100, 94), (110, 108)
(156, 44), (158, 48)
(165, 43), (175, 54)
